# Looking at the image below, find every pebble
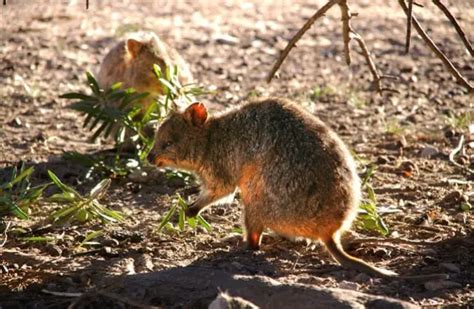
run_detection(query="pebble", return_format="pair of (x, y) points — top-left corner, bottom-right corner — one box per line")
(439, 190), (464, 208)
(100, 238), (120, 247)
(339, 281), (358, 290)
(44, 244), (63, 257)
(439, 263), (461, 273)
(454, 212), (467, 223)
(420, 146), (439, 158)
(353, 273), (371, 283)
(424, 280), (462, 291)
(1, 265), (8, 273)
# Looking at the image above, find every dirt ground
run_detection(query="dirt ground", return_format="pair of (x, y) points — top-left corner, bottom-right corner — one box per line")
(1, 0), (473, 308)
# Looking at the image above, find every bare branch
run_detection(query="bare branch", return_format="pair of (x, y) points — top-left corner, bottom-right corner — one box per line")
(338, 0), (352, 65)
(350, 31), (398, 94)
(337, 0), (397, 94)
(266, 0), (338, 83)
(398, 0), (473, 92)
(432, 0), (474, 57)
(405, 0), (414, 53)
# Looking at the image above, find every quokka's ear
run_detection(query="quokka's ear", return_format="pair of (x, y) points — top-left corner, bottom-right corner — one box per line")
(126, 39), (144, 58)
(183, 102), (208, 127)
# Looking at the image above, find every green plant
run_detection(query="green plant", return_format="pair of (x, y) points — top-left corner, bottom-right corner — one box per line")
(157, 194), (212, 233)
(445, 111), (472, 130)
(48, 170), (123, 225)
(384, 119), (405, 136)
(357, 164), (389, 236)
(0, 163), (49, 220)
(63, 151), (138, 179)
(77, 230), (103, 248)
(61, 65), (209, 178)
(309, 85), (336, 101)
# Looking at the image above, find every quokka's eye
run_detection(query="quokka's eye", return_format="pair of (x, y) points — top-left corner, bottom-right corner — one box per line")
(162, 141), (173, 150)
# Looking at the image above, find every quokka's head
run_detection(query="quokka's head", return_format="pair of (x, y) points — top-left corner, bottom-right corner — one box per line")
(124, 38), (166, 96)
(148, 102), (209, 169)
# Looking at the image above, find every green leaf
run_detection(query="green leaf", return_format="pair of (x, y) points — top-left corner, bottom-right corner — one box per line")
(78, 230), (103, 247)
(197, 215), (212, 232)
(49, 192), (77, 203)
(153, 64), (162, 78)
(50, 204), (80, 221)
(47, 170), (81, 197)
(20, 236), (55, 243)
(8, 166), (34, 188)
(60, 92), (95, 100)
(11, 202), (29, 220)
(157, 205), (177, 232)
(178, 207), (185, 231)
(89, 179), (111, 199)
(86, 71), (101, 96)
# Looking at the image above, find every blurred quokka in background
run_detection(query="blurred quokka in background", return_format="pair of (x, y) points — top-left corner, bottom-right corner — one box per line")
(98, 31), (193, 112)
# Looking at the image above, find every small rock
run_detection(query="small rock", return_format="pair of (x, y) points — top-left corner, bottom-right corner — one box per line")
(454, 212), (467, 223)
(339, 281), (358, 290)
(456, 155), (470, 166)
(128, 169), (150, 183)
(420, 146), (439, 158)
(100, 238), (120, 247)
(130, 232), (145, 243)
(100, 246), (118, 257)
(354, 273), (371, 282)
(8, 117), (22, 127)
(44, 244), (63, 257)
(439, 263), (461, 273)
(439, 190), (465, 208)
(424, 280), (462, 291)
(376, 156), (390, 164)
(212, 33), (240, 46)
(209, 292), (258, 309)
(1, 264), (8, 273)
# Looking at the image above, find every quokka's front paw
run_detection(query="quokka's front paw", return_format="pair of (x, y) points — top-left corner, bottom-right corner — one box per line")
(185, 206), (201, 218)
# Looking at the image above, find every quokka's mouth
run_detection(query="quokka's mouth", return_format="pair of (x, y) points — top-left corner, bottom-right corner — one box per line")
(154, 156), (176, 168)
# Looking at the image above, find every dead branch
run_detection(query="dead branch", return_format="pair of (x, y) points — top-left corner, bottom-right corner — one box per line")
(338, 0), (398, 93)
(398, 0), (473, 92)
(448, 135), (474, 175)
(268, 0), (397, 94)
(432, 0), (474, 57)
(405, 0), (414, 53)
(338, 0), (352, 65)
(266, 0), (338, 82)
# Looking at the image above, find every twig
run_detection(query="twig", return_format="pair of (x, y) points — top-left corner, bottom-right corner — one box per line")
(405, 0), (414, 53)
(0, 221), (11, 247)
(398, 0), (473, 92)
(432, 0), (474, 57)
(42, 289), (82, 297)
(448, 135), (474, 175)
(266, 0), (338, 82)
(350, 31), (399, 94)
(338, 0), (352, 65)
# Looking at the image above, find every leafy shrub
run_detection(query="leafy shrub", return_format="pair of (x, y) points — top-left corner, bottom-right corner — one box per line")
(0, 163), (49, 220)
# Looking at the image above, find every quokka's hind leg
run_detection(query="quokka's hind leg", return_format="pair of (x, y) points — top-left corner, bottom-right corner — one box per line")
(244, 208), (264, 250)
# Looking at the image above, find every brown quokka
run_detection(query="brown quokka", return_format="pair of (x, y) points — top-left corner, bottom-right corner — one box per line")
(98, 31), (193, 111)
(148, 97), (446, 281)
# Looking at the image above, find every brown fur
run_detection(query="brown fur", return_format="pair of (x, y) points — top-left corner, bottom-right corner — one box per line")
(148, 97), (447, 281)
(97, 31), (193, 111)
